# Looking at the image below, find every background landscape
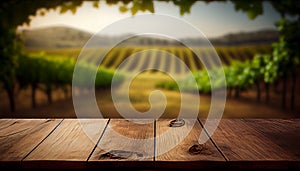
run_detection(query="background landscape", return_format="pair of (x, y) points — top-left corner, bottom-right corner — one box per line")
(0, 0), (299, 119)
(1, 25), (299, 118)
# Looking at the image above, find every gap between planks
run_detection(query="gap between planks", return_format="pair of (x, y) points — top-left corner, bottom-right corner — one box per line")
(21, 119), (65, 161)
(2, 118), (297, 169)
(22, 119), (109, 169)
(86, 118), (111, 162)
(21, 118), (226, 167)
(87, 119), (155, 168)
(87, 119), (225, 163)
(0, 119), (64, 169)
(197, 118), (228, 162)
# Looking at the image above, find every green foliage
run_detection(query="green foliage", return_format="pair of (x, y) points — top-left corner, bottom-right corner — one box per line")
(0, 28), (20, 90)
(130, 0), (154, 15)
(17, 54), (124, 91)
(172, 0), (197, 15)
(231, 0), (263, 19)
(0, 0), (86, 29)
(156, 80), (179, 91)
(269, 0), (300, 17)
(3, 0), (297, 30)
(158, 52), (285, 93)
(158, 16), (300, 95)
(188, 71), (210, 93)
(73, 61), (123, 88)
(275, 19), (300, 68)
(17, 54), (42, 88)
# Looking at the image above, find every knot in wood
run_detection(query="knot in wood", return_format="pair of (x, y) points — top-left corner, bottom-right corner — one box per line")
(188, 144), (204, 155)
(169, 118), (185, 127)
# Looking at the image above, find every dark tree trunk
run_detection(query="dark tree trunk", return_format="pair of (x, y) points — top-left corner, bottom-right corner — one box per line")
(282, 74), (287, 109)
(273, 80), (280, 94)
(46, 86), (52, 104)
(256, 81), (261, 102)
(228, 88), (232, 97)
(234, 87), (240, 98)
(63, 86), (69, 99)
(291, 71), (296, 109)
(7, 87), (15, 112)
(31, 83), (37, 108)
(265, 83), (270, 103)
(64, 89), (68, 99)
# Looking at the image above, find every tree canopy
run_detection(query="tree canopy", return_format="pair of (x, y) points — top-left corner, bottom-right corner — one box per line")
(1, 0), (299, 30)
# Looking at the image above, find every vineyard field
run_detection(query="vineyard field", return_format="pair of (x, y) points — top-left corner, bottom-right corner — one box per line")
(27, 45), (271, 75)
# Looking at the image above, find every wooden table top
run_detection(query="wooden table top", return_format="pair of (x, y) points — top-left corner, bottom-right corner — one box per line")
(0, 118), (299, 170)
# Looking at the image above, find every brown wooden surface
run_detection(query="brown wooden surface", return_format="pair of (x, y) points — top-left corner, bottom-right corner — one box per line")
(0, 118), (299, 169)
(23, 119), (108, 169)
(0, 119), (62, 168)
(201, 119), (297, 169)
(243, 119), (300, 169)
(88, 119), (154, 168)
(156, 119), (225, 169)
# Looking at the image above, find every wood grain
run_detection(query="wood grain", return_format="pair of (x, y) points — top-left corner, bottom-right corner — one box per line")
(156, 119), (225, 169)
(0, 119), (61, 168)
(23, 119), (108, 169)
(0, 119), (299, 169)
(243, 119), (300, 168)
(201, 119), (296, 169)
(88, 119), (154, 168)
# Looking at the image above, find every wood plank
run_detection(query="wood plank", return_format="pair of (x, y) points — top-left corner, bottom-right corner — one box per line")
(23, 119), (108, 169)
(1, 118), (298, 170)
(202, 119), (296, 169)
(88, 119), (154, 168)
(0, 119), (62, 169)
(156, 119), (225, 169)
(243, 119), (300, 168)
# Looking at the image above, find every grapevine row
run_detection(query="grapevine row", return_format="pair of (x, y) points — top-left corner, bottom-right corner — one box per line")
(17, 53), (123, 108)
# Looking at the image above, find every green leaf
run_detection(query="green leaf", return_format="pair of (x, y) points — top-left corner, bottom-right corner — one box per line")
(60, 5), (69, 14)
(119, 5), (128, 13)
(93, 1), (99, 8)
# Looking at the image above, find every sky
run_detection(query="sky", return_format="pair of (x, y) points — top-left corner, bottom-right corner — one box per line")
(19, 1), (281, 38)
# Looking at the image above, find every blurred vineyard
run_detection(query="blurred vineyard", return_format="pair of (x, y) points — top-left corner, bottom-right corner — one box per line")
(0, 0), (299, 118)
(3, 43), (297, 115)
(21, 45), (269, 108)
(28, 45), (271, 74)
(13, 53), (123, 109)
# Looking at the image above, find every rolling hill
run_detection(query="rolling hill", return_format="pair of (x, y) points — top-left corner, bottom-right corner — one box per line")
(21, 26), (92, 49)
(20, 26), (279, 49)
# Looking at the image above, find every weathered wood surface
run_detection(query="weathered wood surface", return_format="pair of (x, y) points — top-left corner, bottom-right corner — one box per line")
(23, 119), (108, 169)
(156, 119), (225, 169)
(243, 119), (300, 169)
(201, 119), (299, 169)
(0, 119), (62, 168)
(0, 118), (299, 169)
(88, 119), (154, 168)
